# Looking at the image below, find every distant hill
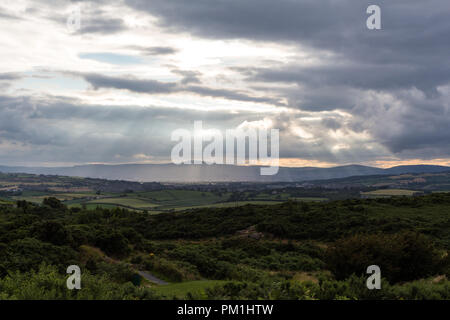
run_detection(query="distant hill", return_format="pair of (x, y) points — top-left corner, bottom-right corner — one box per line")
(0, 163), (449, 183)
(306, 170), (450, 191)
(384, 165), (450, 174)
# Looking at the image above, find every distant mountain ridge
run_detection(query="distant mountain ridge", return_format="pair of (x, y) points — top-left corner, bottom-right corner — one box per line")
(0, 163), (449, 183)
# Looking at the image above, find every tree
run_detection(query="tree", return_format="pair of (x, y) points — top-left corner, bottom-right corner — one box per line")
(325, 232), (444, 283)
(43, 197), (66, 210)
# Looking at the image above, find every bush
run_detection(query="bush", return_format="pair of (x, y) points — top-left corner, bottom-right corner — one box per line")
(143, 256), (200, 282)
(2, 238), (77, 273)
(42, 197), (66, 210)
(0, 263), (158, 300)
(94, 230), (130, 257)
(32, 221), (73, 246)
(203, 276), (450, 300)
(325, 232), (445, 283)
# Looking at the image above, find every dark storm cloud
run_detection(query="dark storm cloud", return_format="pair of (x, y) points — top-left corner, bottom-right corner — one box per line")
(76, 17), (127, 34)
(170, 70), (201, 84)
(0, 73), (23, 81)
(125, 0), (359, 43)
(123, 0), (450, 158)
(72, 7), (128, 35)
(46, 3), (128, 35)
(183, 85), (283, 105)
(128, 46), (178, 56)
(321, 118), (343, 131)
(0, 73), (23, 90)
(125, 0), (450, 93)
(6, 95), (246, 124)
(125, 0), (449, 56)
(352, 90), (450, 156)
(81, 73), (285, 106)
(247, 63), (450, 97)
(83, 73), (177, 93)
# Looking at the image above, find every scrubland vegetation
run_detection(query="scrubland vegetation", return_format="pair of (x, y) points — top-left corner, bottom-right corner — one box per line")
(0, 193), (449, 300)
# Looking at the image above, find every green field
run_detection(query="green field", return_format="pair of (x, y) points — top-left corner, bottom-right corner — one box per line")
(79, 190), (231, 211)
(151, 280), (226, 299)
(68, 197), (297, 213)
(135, 190), (230, 209)
(87, 197), (159, 209)
(68, 203), (130, 210)
(13, 192), (97, 203)
(289, 197), (328, 202)
(361, 189), (421, 197)
(4, 188), (331, 212)
(173, 200), (283, 211)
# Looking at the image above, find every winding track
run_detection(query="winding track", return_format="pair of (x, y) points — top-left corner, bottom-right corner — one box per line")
(136, 270), (169, 285)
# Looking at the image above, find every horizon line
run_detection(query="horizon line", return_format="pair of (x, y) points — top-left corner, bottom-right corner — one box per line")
(1, 162), (449, 170)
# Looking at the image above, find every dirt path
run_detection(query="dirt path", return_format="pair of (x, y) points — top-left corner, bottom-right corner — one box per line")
(137, 270), (169, 285)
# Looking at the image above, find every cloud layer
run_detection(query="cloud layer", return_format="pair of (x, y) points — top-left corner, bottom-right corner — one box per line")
(0, 0), (449, 167)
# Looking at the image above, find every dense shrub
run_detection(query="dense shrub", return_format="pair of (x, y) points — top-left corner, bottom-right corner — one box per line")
(143, 256), (200, 282)
(0, 238), (77, 273)
(203, 276), (450, 300)
(0, 264), (157, 300)
(42, 197), (66, 210)
(325, 232), (445, 283)
(94, 230), (130, 257)
(1, 193), (449, 300)
(32, 221), (73, 246)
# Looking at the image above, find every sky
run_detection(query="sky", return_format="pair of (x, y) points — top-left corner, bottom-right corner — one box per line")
(0, 0), (449, 168)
